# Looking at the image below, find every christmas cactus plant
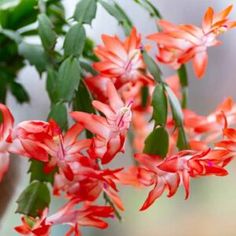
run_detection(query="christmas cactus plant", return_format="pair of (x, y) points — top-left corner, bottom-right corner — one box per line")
(0, 0), (236, 235)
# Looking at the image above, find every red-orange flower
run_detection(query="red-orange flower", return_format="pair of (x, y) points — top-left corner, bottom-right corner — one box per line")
(122, 148), (229, 211)
(53, 155), (124, 211)
(12, 119), (91, 181)
(15, 209), (50, 236)
(45, 199), (114, 236)
(94, 28), (152, 87)
(148, 5), (236, 78)
(184, 97), (236, 149)
(71, 81), (132, 164)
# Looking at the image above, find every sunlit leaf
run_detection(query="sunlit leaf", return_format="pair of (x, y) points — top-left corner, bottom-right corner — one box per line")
(0, 0), (20, 9)
(48, 102), (68, 130)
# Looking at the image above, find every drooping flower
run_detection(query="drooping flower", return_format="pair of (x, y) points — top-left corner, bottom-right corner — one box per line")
(215, 115), (236, 161)
(15, 201), (114, 236)
(158, 149), (229, 198)
(71, 81), (132, 164)
(134, 153), (180, 211)
(184, 97), (236, 149)
(45, 199), (114, 236)
(53, 155), (124, 211)
(125, 148), (229, 211)
(148, 5), (236, 78)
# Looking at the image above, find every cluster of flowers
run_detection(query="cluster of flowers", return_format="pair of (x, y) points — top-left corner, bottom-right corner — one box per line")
(0, 5), (235, 236)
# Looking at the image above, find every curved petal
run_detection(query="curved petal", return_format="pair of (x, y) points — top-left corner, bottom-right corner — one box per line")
(140, 181), (165, 211)
(64, 124), (84, 147)
(71, 112), (110, 139)
(202, 7), (214, 33)
(0, 104), (14, 141)
(193, 50), (208, 78)
(101, 35), (127, 60)
(92, 101), (114, 118)
(107, 81), (124, 112)
(20, 139), (48, 162)
(104, 188), (124, 211)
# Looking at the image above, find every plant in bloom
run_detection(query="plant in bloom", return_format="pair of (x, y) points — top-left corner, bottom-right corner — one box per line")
(93, 28), (152, 88)
(148, 5), (236, 78)
(0, 1), (236, 236)
(71, 81), (133, 164)
(15, 199), (114, 236)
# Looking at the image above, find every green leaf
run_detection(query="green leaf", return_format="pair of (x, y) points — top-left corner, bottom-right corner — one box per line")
(165, 86), (189, 150)
(38, 13), (57, 51)
(0, 28), (22, 43)
(165, 86), (183, 126)
(144, 127), (169, 157)
(56, 57), (81, 102)
(99, 0), (132, 35)
(48, 102), (68, 130)
(177, 64), (188, 109)
(0, 77), (7, 104)
(177, 126), (189, 150)
(29, 160), (55, 184)
(0, 0), (38, 29)
(144, 0), (162, 18)
(63, 23), (86, 57)
(18, 42), (49, 73)
(177, 64), (188, 87)
(46, 68), (58, 103)
(134, 0), (162, 19)
(46, 1), (66, 34)
(142, 50), (162, 83)
(73, 80), (95, 138)
(16, 181), (50, 217)
(74, 0), (97, 25)
(152, 84), (167, 126)
(82, 38), (99, 62)
(73, 80), (95, 114)
(141, 85), (149, 108)
(80, 60), (98, 76)
(113, 2), (133, 27)
(10, 81), (30, 104)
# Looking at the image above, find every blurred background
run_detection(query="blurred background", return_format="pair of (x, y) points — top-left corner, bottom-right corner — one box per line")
(1, 0), (236, 235)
